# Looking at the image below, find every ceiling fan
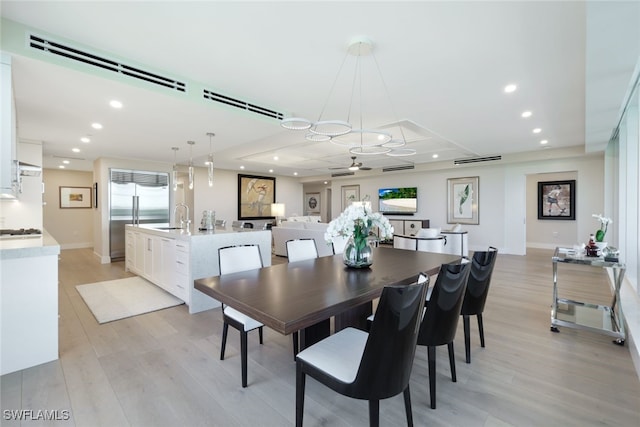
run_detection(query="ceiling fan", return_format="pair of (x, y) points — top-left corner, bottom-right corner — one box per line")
(329, 156), (372, 171)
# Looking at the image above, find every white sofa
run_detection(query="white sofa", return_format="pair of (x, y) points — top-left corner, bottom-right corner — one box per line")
(272, 222), (334, 257)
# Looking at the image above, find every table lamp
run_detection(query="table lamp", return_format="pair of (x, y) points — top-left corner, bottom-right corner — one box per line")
(271, 203), (285, 225)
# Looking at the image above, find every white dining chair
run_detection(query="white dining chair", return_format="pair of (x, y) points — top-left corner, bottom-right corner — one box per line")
(286, 239), (319, 359)
(286, 238), (318, 262)
(218, 244), (264, 388)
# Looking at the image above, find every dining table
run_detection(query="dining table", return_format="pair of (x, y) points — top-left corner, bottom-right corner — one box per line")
(194, 246), (460, 349)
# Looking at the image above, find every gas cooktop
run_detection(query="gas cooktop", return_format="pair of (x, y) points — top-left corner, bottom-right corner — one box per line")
(0, 228), (43, 237)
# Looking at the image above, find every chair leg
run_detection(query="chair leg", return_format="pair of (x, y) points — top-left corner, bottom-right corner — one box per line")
(463, 314), (471, 364)
(368, 400), (379, 427)
(292, 331), (299, 361)
(220, 322), (229, 360)
(477, 314), (485, 347)
(258, 326), (264, 344)
(403, 385), (414, 427)
(447, 342), (457, 382)
(295, 363), (305, 427)
(241, 331), (248, 388)
(427, 346), (436, 409)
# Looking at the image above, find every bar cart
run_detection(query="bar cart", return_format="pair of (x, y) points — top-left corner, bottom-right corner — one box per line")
(551, 247), (626, 345)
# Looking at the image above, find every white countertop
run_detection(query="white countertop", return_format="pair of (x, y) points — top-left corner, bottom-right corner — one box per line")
(0, 229), (60, 260)
(128, 223), (267, 240)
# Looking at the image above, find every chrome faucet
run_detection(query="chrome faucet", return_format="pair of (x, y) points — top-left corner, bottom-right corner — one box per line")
(174, 203), (190, 229)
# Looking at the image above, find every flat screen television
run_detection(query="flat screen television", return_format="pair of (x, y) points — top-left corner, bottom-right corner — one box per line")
(378, 187), (418, 214)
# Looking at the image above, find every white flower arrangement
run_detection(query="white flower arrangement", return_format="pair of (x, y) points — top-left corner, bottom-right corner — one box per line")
(592, 213), (612, 242)
(325, 203), (394, 244)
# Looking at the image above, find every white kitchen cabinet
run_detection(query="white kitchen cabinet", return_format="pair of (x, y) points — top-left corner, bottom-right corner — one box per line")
(1, 53), (17, 197)
(125, 230), (135, 272)
(173, 241), (190, 302)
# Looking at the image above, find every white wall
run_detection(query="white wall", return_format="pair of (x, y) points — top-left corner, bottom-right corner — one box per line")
(329, 153), (604, 255)
(193, 167), (303, 228)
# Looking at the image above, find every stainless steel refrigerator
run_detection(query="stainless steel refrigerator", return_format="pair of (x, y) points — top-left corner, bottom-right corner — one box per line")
(109, 169), (170, 260)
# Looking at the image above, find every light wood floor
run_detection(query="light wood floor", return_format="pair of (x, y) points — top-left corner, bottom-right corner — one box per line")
(2, 248), (639, 426)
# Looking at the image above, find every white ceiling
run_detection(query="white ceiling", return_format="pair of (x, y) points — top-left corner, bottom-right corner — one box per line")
(1, 1), (638, 179)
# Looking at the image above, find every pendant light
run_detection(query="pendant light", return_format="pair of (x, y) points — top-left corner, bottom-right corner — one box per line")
(187, 140), (195, 190)
(206, 132), (215, 187)
(171, 147), (179, 191)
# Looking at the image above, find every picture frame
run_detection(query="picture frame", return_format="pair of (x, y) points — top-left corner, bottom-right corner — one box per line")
(237, 174), (276, 220)
(93, 182), (98, 208)
(305, 192), (321, 214)
(447, 177), (479, 224)
(341, 185), (360, 210)
(537, 180), (575, 220)
(59, 186), (92, 209)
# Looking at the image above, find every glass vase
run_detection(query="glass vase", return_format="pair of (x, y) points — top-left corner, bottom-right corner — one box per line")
(343, 235), (373, 268)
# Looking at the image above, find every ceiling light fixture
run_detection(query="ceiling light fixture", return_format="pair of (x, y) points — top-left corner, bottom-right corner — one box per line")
(91, 122), (103, 130)
(109, 100), (123, 109)
(533, 128), (542, 134)
(80, 137), (90, 143)
(504, 84), (517, 93)
(281, 36), (413, 157)
(521, 111), (532, 118)
(171, 147), (179, 192)
(540, 139), (548, 145)
(206, 132), (215, 187)
(187, 141), (195, 190)
(72, 148), (80, 153)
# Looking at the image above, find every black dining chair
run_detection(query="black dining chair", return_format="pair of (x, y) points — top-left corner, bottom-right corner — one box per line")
(295, 273), (428, 427)
(460, 246), (498, 363)
(416, 262), (471, 409)
(286, 238), (319, 359)
(218, 244), (264, 388)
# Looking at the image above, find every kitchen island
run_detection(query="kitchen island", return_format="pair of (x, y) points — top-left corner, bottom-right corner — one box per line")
(1, 230), (60, 375)
(125, 224), (271, 314)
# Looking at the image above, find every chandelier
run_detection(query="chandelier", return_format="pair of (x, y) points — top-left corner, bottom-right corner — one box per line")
(280, 36), (415, 157)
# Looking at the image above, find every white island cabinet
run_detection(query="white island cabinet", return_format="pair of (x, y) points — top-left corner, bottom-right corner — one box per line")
(1, 231), (60, 375)
(125, 224), (271, 314)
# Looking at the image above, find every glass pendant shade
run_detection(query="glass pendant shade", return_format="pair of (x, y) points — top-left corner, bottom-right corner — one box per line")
(188, 165), (194, 190)
(171, 147), (179, 192)
(172, 168), (178, 192)
(207, 154), (214, 187)
(187, 140), (195, 190)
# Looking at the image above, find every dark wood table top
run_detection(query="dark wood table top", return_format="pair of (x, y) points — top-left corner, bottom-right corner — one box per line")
(194, 246), (460, 335)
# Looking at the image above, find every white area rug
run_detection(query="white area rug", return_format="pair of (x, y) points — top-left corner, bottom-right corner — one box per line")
(76, 276), (184, 324)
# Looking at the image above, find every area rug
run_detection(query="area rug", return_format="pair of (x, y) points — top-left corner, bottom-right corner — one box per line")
(76, 276), (184, 324)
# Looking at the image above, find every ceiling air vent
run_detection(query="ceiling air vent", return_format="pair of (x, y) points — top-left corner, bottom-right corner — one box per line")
(453, 155), (502, 165)
(203, 89), (284, 120)
(29, 34), (186, 93)
(331, 171), (355, 177)
(382, 164), (415, 172)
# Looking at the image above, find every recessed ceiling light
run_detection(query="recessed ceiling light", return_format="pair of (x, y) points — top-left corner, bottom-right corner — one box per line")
(293, 172), (298, 176)
(240, 165), (245, 170)
(109, 100), (123, 109)
(540, 139), (548, 145)
(324, 181), (328, 185)
(91, 122), (103, 130)
(58, 165), (65, 169)
(80, 137), (90, 143)
(432, 154), (439, 159)
(504, 84), (517, 93)
(72, 148), (80, 153)
(521, 111), (532, 118)
(62, 160), (70, 164)
(273, 155), (279, 161)
(269, 169), (274, 173)
(533, 128), (542, 134)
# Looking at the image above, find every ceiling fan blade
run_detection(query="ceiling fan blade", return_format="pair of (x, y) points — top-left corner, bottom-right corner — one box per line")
(328, 166), (348, 170)
(359, 166), (372, 170)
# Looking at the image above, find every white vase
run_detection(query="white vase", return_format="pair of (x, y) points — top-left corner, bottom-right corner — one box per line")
(595, 241), (607, 250)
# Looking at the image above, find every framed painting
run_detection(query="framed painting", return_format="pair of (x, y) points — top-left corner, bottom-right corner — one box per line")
(60, 186), (92, 209)
(341, 185), (360, 210)
(447, 177), (479, 224)
(305, 192), (321, 214)
(537, 180), (575, 220)
(238, 174), (276, 220)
